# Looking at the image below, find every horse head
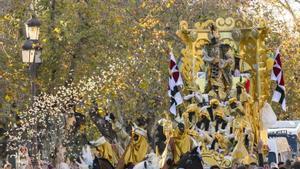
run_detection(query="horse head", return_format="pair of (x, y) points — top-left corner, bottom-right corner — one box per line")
(93, 157), (114, 169)
(76, 145), (94, 169)
(177, 146), (203, 169)
(133, 153), (160, 169)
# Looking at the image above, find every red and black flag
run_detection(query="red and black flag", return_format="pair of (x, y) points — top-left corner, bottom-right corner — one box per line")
(271, 49), (286, 111)
(168, 52), (183, 115)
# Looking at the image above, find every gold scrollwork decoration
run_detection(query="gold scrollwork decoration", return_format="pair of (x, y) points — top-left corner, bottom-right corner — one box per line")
(216, 17), (235, 30)
(220, 38), (238, 50)
(202, 150), (232, 168)
(194, 39), (209, 49)
(235, 19), (253, 28)
(195, 20), (215, 30)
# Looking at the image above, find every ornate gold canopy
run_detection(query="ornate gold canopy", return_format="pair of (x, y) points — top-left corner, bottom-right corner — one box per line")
(176, 17), (273, 106)
(176, 17), (274, 165)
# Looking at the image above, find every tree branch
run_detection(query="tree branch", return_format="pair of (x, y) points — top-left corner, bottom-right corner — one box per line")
(276, 0), (297, 21)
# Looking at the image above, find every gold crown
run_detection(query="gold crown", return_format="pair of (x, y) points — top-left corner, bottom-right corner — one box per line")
(229, 97), (237, 104)
(210, 99), (220, 105)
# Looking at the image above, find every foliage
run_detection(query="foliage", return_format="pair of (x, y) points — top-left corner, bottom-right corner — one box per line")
(0, 0), (299, 160)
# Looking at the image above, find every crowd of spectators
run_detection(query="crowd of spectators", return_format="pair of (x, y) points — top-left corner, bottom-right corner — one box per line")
(209, 160), (300, 169)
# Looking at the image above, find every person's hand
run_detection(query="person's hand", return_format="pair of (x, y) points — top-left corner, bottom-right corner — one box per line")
(213, 57), (220, 64)
(162, 42), (171, 56)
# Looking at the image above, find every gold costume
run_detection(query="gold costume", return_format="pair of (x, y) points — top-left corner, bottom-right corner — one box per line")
(230, 88), (253, 115)
(232, 138), (249, 162)
(232, 115), (249, 141)
(228, 98), (244, 117)
(158, 114), (175, 138)
(214, 132), (230, 152)
(123, 127), (149, 165)
(214, 106), (226, 119)
(208, 82), (227, 101)
(200, 106), (212, 121)
(232, 116), (250, 161)
(171, 129), (193, 163)
(182, 104), (201, 129)
(92, 137), (119, 166)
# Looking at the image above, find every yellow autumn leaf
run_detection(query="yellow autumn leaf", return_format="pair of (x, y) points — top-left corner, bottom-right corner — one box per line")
(141, 2), (146, 8)
(139, 81), (149, 90)
(53, 27), (61, 34)
(4, 95), (12, 102)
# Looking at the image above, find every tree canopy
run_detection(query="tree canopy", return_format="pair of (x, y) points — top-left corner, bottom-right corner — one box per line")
(0, 0), (299, 158)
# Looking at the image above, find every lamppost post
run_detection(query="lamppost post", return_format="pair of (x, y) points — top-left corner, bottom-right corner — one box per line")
(22, 14), (42, 168)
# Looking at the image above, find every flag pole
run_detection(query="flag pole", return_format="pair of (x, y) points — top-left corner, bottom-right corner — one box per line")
(255, 31), (262, 145)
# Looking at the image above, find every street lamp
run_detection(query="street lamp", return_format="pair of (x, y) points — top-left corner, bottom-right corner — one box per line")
(25, 15), (41, 40)
(22, 15), (42, 168)
(22, 39), (42, 63)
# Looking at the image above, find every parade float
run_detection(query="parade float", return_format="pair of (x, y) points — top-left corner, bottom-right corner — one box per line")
(167, 17), (275, 168)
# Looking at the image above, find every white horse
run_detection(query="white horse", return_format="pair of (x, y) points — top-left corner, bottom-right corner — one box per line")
(133, 153), (160, 169)
(76, 145), (94, 169)
(56, 162), (70, 169)
(16, 146), (31, 169)
(3, 161), (12, 169)
(55, 145), (71, 169)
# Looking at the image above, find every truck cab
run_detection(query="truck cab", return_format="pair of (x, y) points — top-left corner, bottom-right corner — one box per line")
(267, 121), (300, 163)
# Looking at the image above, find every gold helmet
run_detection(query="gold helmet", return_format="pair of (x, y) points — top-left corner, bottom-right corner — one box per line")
(229, 97), (237, 104)
(210, 98), (220, 105)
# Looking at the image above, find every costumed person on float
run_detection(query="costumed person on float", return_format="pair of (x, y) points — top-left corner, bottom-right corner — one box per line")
(198, 99), (226, 132)
(182, 103), (201, 130)
(227, 97), (244, 138)
(208, 81), (227, 101)
(197, 104), (212, 131)
(123, 125), (149, 167)
(105, 112), (130, 152)
(212, 99), (227, 133)
(202, 24), (233, 95)
(156, 111), (173, 156)
(161, 122), (197, 168)
(228, 97), (253, 163)
(182, 103), (213, 149)
(170, 123), (193, 164)
(210, 131), (231, 154)
(183, 85), (205, 105)
(194, 121), (213, 150)
(230, 81), (253, 118)
(90, 136), (119, 166)
(230, 81), (255, 153)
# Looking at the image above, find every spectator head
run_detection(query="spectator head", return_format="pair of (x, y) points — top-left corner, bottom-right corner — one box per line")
(270, 162), (279, 169)
(264, 162), (270, 169)
(278, 162), (285, 168)
(249, 162), (258, 169)
(237, 165), (247, 169)
(285, 159), (292, 168)
(210, 165), (220, 169)
(291, 162), (300, 169)
(4, 163), (12, 169)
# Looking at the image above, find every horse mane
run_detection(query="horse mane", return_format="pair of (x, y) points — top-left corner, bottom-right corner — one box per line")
(176, 147), (204, 169)
(93, 157), (115, 169)
(124, 162), (135, 169)
(154, 125), (166, 155)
